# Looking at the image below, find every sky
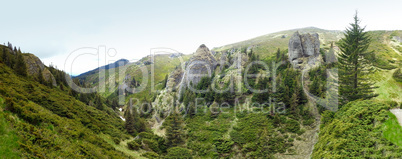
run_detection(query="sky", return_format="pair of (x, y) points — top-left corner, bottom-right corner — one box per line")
(1, 0), (401, 75)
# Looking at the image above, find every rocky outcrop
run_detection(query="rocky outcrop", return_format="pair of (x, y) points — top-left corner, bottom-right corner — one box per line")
(184, 44), (217, 85)
(23, 53), (56, 86)
(166, 68), (184, 92)
(177, 44), (217, 96)
(288, 32), (322, 68)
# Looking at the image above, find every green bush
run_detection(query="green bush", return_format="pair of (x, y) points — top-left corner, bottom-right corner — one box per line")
(165, 147), (193, 159)
(213, 138), (234, 154)
(113, 137), (121, 145)
(303, 118), (314, 126)
(393, 68), (402, 83)
(127, 140), (141, 150)
(141, 151), (159, 159)
(286, 119), (300, 133)
(313, 100), (402, 158)
(138, 132), (155, 139)
(142, 138), (160, 153)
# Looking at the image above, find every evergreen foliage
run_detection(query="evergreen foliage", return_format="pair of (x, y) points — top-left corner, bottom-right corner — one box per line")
(313, 100), (402, 158)
(165, 112), (184, 147)
(338, 13), (378, 105)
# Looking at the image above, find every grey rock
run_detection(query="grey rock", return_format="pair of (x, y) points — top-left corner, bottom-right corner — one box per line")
(288, 32), (321, 68)
(178, 44), (217, 98)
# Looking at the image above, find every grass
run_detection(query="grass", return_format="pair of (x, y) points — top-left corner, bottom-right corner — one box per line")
(98, 133), (146, 159)
(0, 98), (20, 159)
(382, 112), (402, 147)
(370, 69), (402, 103)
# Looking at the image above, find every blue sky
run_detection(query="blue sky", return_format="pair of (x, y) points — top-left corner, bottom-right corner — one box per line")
(1, 0), (401, 75)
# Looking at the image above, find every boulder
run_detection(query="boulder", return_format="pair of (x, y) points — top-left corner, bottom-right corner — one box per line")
(288, 32), (322, 68)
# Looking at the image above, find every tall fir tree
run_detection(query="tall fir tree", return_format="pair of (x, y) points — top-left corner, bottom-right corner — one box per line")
(165, 112), (184, 147)
(338, 12), (377, 105)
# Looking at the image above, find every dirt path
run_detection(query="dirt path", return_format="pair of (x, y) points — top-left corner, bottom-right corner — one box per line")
(390, 109), (402, 127)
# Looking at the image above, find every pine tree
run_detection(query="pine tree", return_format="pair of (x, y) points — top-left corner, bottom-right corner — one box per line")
(15, 52), (27, 77)
(338, 12), (377, 105)
(95, 95), (104, 110)
(3, 48), (10, 67)
(124, 104), (147, 136)
(309, 77), (321, 96)
(289, 91), (299, 115)
(165, 112), (184, 147)
(276, 48), (281, 60)
(125, 109), (137, 135)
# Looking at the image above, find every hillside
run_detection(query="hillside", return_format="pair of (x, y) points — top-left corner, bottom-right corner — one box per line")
(312, 100), (402, 158)
(0, 44), (142, 158)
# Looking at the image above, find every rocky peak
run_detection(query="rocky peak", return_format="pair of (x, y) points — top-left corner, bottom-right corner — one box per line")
(288, 31), (322, 68)
(184, 44), (217, 84)
(176, 44), (217, 96)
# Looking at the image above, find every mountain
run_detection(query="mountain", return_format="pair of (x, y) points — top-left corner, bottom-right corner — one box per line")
(0, 26), (401, 158)
(76, 58), (129, 79)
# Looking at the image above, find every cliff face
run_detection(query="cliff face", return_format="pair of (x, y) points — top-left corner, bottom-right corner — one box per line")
(288, 32), (322, 68)
(23, 53), (56, 86)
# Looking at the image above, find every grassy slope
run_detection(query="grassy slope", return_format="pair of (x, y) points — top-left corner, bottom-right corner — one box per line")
(370, 69), (402, 103)
(0, 63), (130, 158)
(212, 27), (343, 58)
(99, 134), (147, 159)
(382, 112), (402, 147)
(0, 98), (20, 159)
(367, 30), (402, 69)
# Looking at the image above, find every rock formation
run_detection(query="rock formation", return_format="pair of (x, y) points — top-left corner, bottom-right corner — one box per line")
(288, 32), (322, 68)
(23, 53), (56, 86)
(184, 44), (217, 85)
(177, 44), (217, 96)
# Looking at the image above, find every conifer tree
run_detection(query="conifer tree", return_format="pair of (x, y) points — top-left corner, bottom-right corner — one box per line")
(338, 12), (377, 105)
(309, 77), (321, 96)
(3, 48), (10, 67)
(165, 112), (184, 147)
(125, 104), (147, 136)
(15, 52), (27, 77)
(276, 48), (281, 60)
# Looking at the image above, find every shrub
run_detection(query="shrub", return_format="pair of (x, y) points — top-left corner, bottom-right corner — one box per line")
(113, 137), (120, 145)
(303, 119), (314, 126)
(138, 132), (155, 139)
(141, 151), (159, 159)
(213, 138), (234, 154)
(165, 147), (193, 159)
(127, 140), (140, 150)
(286, 119), (300, 133)
(142, 138), (160, 153)
(392, 68), (402, 82)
